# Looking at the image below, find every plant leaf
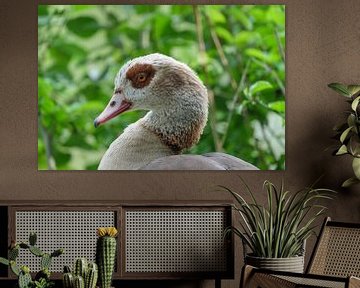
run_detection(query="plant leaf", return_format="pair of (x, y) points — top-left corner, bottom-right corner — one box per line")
(351, 96), (360, 111)
(336, 145), (348, 155)
(352, 157), (360, 179)
(348, 85), (360, 97)
(0, 257), (9, 266)
(342, 177), (360, 188)
(328, 83), (351, 97)
(268, 101), (285, 113)
(250, 81), (273, 96)
(347, 114), (356, 127)
(349, 135), (360, 156)
(340, 126), (353, 143)
(66, 16), (100, 38)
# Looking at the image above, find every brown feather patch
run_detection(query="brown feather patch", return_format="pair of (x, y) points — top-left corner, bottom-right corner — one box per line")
(141, 116), (206, 154)
(126, 63), (156, 89)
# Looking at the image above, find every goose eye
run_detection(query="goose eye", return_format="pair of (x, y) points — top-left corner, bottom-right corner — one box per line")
(137, 73), (147, 82)
(126, 64), (155, 88)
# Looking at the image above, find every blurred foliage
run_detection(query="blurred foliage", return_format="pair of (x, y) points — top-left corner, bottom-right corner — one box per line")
(38, 5), (285, 170)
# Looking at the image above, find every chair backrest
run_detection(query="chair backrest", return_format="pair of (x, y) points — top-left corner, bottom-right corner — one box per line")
(307, 217), (360, 277)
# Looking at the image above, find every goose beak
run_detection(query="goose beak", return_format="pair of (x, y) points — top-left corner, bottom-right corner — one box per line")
(94, 94), (132, 128)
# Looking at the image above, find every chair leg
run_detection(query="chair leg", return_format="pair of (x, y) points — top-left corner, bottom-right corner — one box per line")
(240, 265), (255, 288)
(215, 278), (221, 288)
(349, 276), (360, 288)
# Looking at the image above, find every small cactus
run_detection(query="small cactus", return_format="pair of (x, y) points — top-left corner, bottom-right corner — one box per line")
(85, 263), (98, 288)
(74, 258), (88, 279)
(96, 227), (118, 288)
(74, 275), (85, 288)
(63, 272), (74, 288)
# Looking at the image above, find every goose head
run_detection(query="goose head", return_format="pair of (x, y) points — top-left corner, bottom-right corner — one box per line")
(94, 53), (208, 153)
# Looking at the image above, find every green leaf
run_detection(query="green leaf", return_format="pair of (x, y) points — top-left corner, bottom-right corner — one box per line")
(215, 27), (234, 43)
(53, 151), (71, 166)
(340, 126), (353, 143)
(206, 7), (226, 24)
(245, 48), (271, 63)
(0, 257), (9, 266)
(250, 81), (273, 96)
(66, 17), (100, 38)
(352, 157), (360, 179)
(38, 5), (48, 16)
(351, 96), (360, 111)
(38, 77), (52, 100)
(336, 145), (348, 155)
(348, 85), (360, 97)
(342, 177), (360, 188)
(348, 135), (360, 156)
(235, 31), (260, 46)
(268, 101), (285, 113)
(328, 83), (351, 97)
(154, 14), (171, 41)
(73, 5), (93, 12)
(347, 114), (356, 127)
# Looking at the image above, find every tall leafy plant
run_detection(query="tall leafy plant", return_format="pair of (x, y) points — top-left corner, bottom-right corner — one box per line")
(328, 83), (360, 187)
(223, 180), (334, 258)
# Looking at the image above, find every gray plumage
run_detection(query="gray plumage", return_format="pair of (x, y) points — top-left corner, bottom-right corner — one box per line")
(141, 153), (259, 170)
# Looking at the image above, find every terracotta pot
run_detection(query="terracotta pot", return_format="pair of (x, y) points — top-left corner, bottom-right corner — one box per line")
(245, 254), (304, 273)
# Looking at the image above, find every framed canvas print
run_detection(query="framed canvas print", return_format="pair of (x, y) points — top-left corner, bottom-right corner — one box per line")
(38, 5), (285, 170)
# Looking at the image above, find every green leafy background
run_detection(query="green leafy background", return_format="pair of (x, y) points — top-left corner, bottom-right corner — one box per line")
(38, 5), (285, 170)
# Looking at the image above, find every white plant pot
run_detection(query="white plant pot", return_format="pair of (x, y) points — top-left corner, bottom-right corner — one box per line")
(245, 254), (305, 273)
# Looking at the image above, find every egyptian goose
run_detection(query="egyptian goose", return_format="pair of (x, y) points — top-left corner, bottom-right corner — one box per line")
(94, 53), (258, 170)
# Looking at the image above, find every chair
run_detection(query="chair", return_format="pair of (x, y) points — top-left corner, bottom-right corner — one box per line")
(241, 217), (360, 288)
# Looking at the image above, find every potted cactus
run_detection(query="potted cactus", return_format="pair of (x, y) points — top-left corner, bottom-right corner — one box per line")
(328, 83), (360, 187)
(96, 227), (118, 288)
(0, 232), (64, 288)
(62, 258), (98, 288)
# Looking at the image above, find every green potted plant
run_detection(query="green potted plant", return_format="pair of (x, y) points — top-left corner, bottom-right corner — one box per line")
(0, 232), (64, 288)
(328, 83), (360, 187)
(222, 180), (334, 273)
